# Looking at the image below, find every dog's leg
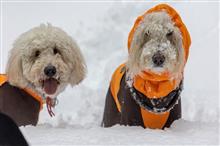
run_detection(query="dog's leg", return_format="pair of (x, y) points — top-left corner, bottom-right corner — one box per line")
(102, 88), (121, 127)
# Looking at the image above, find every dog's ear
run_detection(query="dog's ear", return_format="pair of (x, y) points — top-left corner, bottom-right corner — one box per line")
(127, 27), (146, 76)
(6, 47), (28, 88)
(68, 42), (87, 86)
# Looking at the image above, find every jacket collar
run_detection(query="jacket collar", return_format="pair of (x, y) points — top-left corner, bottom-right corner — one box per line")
(132, 70), (183, 98)
(126, 75), (183, 113)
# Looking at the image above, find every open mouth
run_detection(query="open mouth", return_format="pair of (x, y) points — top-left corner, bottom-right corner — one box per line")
(42, 78), (60, 95)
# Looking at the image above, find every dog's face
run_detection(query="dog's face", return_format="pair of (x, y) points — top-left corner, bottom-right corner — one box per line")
(6, 24), (86, 98)
(127, 11), (184, 76)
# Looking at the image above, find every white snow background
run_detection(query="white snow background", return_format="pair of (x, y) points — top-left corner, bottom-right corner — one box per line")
(1, 1), (219, 145)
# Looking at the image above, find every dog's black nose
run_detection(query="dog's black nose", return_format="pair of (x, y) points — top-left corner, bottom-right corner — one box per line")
(44, 65), (56, 77)
(152, 52), (165, 67)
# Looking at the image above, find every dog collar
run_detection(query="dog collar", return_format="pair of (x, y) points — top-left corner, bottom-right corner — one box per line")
(25, 83), (59, 117)
(126, 74), (183, 114)
(24, 86), (58, 117)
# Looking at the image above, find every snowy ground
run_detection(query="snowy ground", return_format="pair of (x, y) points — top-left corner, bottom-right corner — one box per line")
(1, 1), (219, 145)
(20, 120), (218, 145)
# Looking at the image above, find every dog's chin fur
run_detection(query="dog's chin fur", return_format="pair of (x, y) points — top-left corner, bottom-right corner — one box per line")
(6, 24), (87, 97)
(126, 11), (185, 78)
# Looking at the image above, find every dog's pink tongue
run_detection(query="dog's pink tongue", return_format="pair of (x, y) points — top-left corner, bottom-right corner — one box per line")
(43, 78), (58, 95)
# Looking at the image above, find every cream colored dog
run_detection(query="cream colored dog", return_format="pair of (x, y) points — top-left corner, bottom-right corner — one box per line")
(0, 24), (86, 126)
(102, 4), (191, 129)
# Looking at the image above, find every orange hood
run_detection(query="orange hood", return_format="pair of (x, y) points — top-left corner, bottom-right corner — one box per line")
(127, 4), (191, 98)
(128, 3), (191, 62)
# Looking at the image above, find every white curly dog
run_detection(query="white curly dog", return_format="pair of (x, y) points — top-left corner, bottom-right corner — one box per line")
(0, 24), (86, 126)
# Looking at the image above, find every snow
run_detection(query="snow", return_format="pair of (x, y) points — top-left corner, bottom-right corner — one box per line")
(1, 2), (219, 145)
(20, 120), (218, 145)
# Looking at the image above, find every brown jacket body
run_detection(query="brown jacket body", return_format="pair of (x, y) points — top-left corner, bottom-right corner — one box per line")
(102, 66), (182, 129)
(0, 81), (40, 126)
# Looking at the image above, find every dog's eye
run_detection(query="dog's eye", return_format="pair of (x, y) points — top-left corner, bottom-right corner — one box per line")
(166, 30), (173, 37)
(144, 30), (150, 37)
(35, 50), (40, 57)
(53, 48), (59, 55)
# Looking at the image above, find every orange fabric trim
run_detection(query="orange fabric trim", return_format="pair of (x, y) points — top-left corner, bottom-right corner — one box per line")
(0, 74), (43, 110)
(133, 71), (182, 98)
(128, 3), (191, 62)
(141, 108), (169, 129)
(0, 74), (7, 86)
(110, 63), (126, 112)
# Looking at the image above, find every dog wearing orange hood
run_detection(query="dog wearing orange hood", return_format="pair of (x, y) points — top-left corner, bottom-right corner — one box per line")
(102, 4), (191, 129)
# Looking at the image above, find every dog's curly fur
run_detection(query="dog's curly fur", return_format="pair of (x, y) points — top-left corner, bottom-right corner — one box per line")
(6, 24), (87, 98)
(127, 11), (184, 77)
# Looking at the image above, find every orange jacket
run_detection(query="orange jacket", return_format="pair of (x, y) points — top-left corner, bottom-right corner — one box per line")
(110, 4), (191, 129)
(0, 74), (44, 110)
(128, 3), (191, 62)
